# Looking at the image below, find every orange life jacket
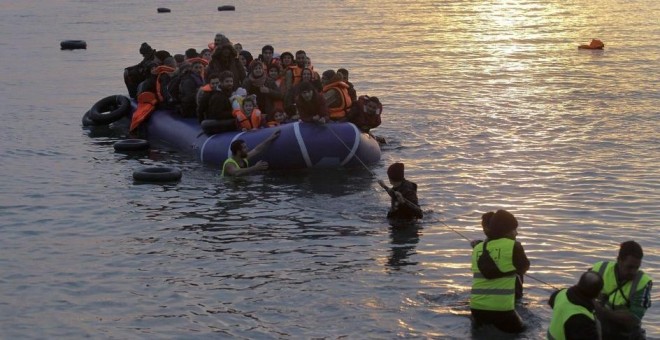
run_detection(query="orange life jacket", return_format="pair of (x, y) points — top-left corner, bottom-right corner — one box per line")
(186, 57), (209, 66)
(288, 66), (303, 86)
(322, 81), (353, 120)
(154, 65), (176, 102)
(232, 108), (262, 130)
(130, 92), (158, 132)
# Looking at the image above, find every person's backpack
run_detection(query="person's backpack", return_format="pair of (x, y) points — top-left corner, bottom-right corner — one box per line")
(477, 240), (517, 279)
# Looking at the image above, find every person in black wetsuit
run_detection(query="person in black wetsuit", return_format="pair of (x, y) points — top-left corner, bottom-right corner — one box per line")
(378, 162), (423, 221)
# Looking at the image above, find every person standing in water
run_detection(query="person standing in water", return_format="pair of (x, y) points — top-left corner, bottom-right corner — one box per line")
(470, 209), (530, 334)
(378, 162), (423, 220)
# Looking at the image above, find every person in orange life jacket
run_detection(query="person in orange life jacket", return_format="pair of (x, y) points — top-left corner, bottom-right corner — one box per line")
(184, 48), (198, 60)
(548, 270), (603, 340)
(469, 209), (530, 334)
(347, 95), (382, 133)
(336, 68), (357, 103)
(266, 64), (287, 120)
(285, 67), (316, 109)
(197, 71), (235, 124)
(207, 44), (245, 91)
(154, 56), (178, 109)
(232, 95), (263, 131)
(177, 61), (205, 118)
(222, 129), (281, 177)
(304, 56), (322, 91)
(242, 60), (283, 120)
(284, 50), (307, 94)
(295, 81), (329, 124)
(267, 111), (292, 127)
(593, 240), (652, 340)
(279, 52), (294, 73)
(238, 50), (254, 76)
(321, 70), (353, 122)
(258, 45), (280, 73)
(377, 162), (423, 220)
(124, 42), (157, 98)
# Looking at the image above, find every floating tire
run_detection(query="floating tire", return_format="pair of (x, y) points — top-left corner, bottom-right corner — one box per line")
(157, 7), (171, 13)
(89, 95), (131, 125)
(133, 166), (182, 182)
(217, 5), (235, 11)
(60, 40), (87, 50)
(114, 139), (150, 152)
(82, 110), (98, 127)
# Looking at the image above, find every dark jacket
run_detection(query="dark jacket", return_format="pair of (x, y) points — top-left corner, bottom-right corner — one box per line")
(207, 45), (245, 90)
(197, 88), (233, 122)
(242, 77), (283, 117)
(548, 287), (600, 340)
(179, 72), (204, 118)
(295, 91), (329, 123)
(387, 179), (423, 220)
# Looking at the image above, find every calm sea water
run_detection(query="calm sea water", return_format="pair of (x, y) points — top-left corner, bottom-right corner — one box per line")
(1, 0), (658, 338)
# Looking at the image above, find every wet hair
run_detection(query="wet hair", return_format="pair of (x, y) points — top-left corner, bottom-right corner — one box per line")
(618, 240), (643, 260)
(337, 68), (349, 78)
(280, 51), (294, 60)
(577, 271), (604, 299)
(295, 50), (306, 56)
(230, 139), (246, 155)
(262, 44), (274, 53)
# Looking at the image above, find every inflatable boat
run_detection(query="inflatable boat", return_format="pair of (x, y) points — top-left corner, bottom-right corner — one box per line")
(84, 95), (382, 170)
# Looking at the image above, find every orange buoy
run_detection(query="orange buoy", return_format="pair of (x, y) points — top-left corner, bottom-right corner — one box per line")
(579, 39), (604, 50)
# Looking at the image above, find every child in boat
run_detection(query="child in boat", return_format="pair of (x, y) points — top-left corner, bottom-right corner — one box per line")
(232, 94), (263, 131)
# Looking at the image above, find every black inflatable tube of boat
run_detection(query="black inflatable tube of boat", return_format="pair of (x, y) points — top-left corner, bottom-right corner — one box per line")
(89, 95), (131, 125)
(61, 40), (87, 50)
(133, 166), (182, 182)
(114, 139), (150, 152)
(217, 5), (235, 11)
(157, 7), (171, 13)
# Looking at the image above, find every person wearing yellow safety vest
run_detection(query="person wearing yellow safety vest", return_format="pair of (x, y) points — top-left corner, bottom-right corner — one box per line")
(547, 271), (603, 340)
(592, 240), (652, 340)
(470, 209), (530, 334)
(221, 129), (280, 177)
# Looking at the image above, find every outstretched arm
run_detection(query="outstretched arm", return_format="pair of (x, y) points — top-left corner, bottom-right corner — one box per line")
(224, 160), (269, 177)
(247, 129), (281, 159)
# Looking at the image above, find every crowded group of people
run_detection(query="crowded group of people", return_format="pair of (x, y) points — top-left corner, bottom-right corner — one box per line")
(123, 33), (384, 137)
(122, 34), (653, 339)
(377, 163), (652, 339)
